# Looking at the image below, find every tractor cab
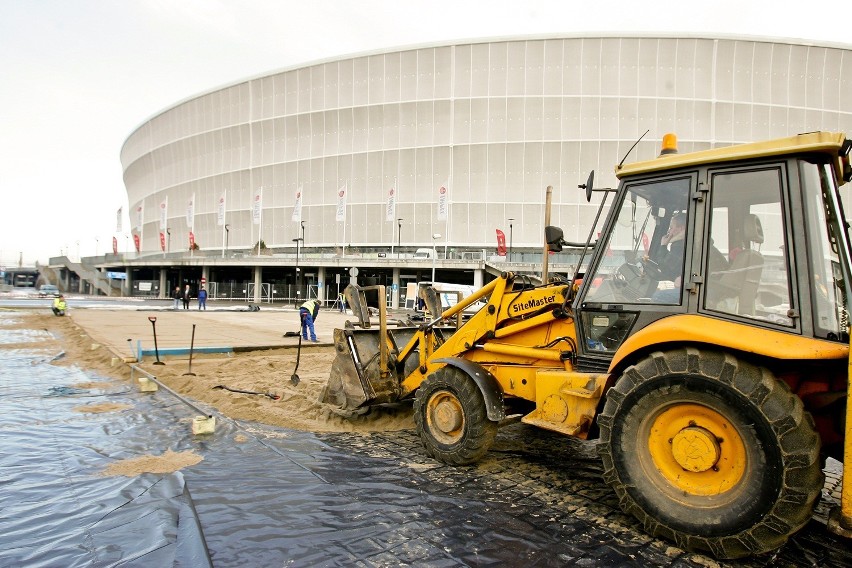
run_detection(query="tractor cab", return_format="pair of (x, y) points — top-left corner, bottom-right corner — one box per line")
(573, 132), (852, 367)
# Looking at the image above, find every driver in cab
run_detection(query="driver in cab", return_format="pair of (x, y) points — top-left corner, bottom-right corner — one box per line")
(649, 212), (685, 303)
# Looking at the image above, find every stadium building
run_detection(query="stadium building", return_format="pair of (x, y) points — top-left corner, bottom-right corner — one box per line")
(109, 34), (852, 304)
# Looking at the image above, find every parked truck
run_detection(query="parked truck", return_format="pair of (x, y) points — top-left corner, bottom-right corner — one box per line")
(322, 132), (852, 558)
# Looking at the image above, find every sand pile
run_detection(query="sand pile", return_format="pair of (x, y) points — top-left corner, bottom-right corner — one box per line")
(134, 349), (415, 432)
(5, 311), (413, 434)
(101, 449), (203, 477)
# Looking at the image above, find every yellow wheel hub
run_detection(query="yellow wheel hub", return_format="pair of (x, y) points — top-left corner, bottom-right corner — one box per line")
(647, 403), (746, 496)
(671, 426), (720, 472)
(427, 391), (464, 444)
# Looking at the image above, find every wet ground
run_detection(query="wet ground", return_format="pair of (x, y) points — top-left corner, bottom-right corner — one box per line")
(2, 311), (851, 567)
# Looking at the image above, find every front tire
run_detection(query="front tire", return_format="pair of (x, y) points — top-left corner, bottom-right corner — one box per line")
(414, 366), (498, 465)
(598, 348), (823, 559)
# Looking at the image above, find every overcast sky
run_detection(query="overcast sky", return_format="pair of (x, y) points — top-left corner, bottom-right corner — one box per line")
(1, 0), (849, 267)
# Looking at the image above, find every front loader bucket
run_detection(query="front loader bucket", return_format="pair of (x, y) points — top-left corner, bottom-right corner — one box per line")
(321, 327), (403, 411)
(344, 284), (371, 328)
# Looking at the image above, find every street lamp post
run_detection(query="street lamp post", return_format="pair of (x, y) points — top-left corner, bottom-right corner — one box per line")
(431, 233), (441, 283)
(293, 236), (303, 307)
(397, 218), (403, 259)
(166, 228), (171, 253)
(508, 218), (514, 262)
(224, 224), (230, 257)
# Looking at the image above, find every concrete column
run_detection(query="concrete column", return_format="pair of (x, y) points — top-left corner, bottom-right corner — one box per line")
(125, 269), (133, 297)
(391, 267), (401, 309)
(474, 269), (484, 289)
(317, 266), (326, 305)
(200, 266), (210, 300)
(253, 266), (262, 303)
(159, 268), (167, 299)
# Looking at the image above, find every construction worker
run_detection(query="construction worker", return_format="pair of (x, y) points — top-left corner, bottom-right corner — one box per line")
(299, 299), (320, 342)
(52, 294), (67, 316)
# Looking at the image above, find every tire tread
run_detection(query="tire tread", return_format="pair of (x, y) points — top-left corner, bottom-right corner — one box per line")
(598, 348), (824, 559)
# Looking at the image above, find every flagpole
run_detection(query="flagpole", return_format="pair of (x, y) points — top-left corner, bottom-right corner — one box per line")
(258, 195), (262, 256)
(344, 192), (348, 257)
(444, 177), (450, 258)
(343, 181), (348, 257)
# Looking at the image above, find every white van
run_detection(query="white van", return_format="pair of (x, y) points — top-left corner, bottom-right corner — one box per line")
(405, 281), (486, 316)
(413, 248), (434, 259)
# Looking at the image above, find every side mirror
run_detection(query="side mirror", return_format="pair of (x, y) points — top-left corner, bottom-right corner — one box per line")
(545, 226), (567, 252)
(579, 171), (595, 202)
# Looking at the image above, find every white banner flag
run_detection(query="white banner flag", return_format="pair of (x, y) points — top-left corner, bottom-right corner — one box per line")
(116, 207), (123, 232)
(335, 183), (347, 222)
(159, 198), (168, 230)
(217, 193), (226, 226)
(186, 193), (195, 229)
(437, 184), (449, 221)
(135, 204), (143, 230)
(385, 187), (396, 222)
(252, 189), (263, 225)
(292, 187), (303, 222)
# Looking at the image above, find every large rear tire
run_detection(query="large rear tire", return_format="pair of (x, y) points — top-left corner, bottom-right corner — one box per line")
(414, 366), (498, 465)
(598, 348), (823, 559)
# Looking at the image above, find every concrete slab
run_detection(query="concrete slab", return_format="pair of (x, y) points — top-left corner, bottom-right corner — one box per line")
(68, 307), (357, 358)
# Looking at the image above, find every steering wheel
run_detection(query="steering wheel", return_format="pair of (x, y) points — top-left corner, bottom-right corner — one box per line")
(612, 261), (648, 301)
(639, 257), (665, 281)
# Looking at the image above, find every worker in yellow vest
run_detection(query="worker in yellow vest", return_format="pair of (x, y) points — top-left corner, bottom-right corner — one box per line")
(299, 299), (320, 342)
(52, 295), (67, 316)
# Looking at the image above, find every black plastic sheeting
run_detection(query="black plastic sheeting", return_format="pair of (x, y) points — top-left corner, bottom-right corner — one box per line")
(2, 317), (851, 567)
(0, 344), (211, 568)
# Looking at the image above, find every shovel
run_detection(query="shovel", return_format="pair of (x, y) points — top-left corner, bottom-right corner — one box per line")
(282, 319), (304, 386)
(182, 324), (197, 376)
(212, 385), (280, 400)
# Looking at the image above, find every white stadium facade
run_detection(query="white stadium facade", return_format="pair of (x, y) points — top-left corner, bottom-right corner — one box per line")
(109, 34), (852, 304)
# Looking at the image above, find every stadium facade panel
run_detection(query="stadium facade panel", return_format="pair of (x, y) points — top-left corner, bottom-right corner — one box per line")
(121, 35), (852, 256)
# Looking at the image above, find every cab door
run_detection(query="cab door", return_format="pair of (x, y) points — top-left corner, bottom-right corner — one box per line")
(575, 173), (697, 366)
(698, 164), (799, 332)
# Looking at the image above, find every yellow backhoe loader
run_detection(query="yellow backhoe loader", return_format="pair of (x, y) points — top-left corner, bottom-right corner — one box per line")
(321, 131), (852, 559)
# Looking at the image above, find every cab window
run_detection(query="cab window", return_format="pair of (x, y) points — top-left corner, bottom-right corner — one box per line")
(800, 160), (848, 340)
(584, 176), (691, 305)
(703, 167), (793, 326)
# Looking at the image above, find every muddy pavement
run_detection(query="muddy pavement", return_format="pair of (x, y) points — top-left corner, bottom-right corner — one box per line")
(3, 308), (850, 566)
(315, 423), (850, 567)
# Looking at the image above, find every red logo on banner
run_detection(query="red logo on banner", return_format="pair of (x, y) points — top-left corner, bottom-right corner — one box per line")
(189, 231), (195, 249)
(133, 234), (140, 252)
(112, 237), (118, 255)
(496, 229), (507, 256)
(159, 232), (166, 251)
